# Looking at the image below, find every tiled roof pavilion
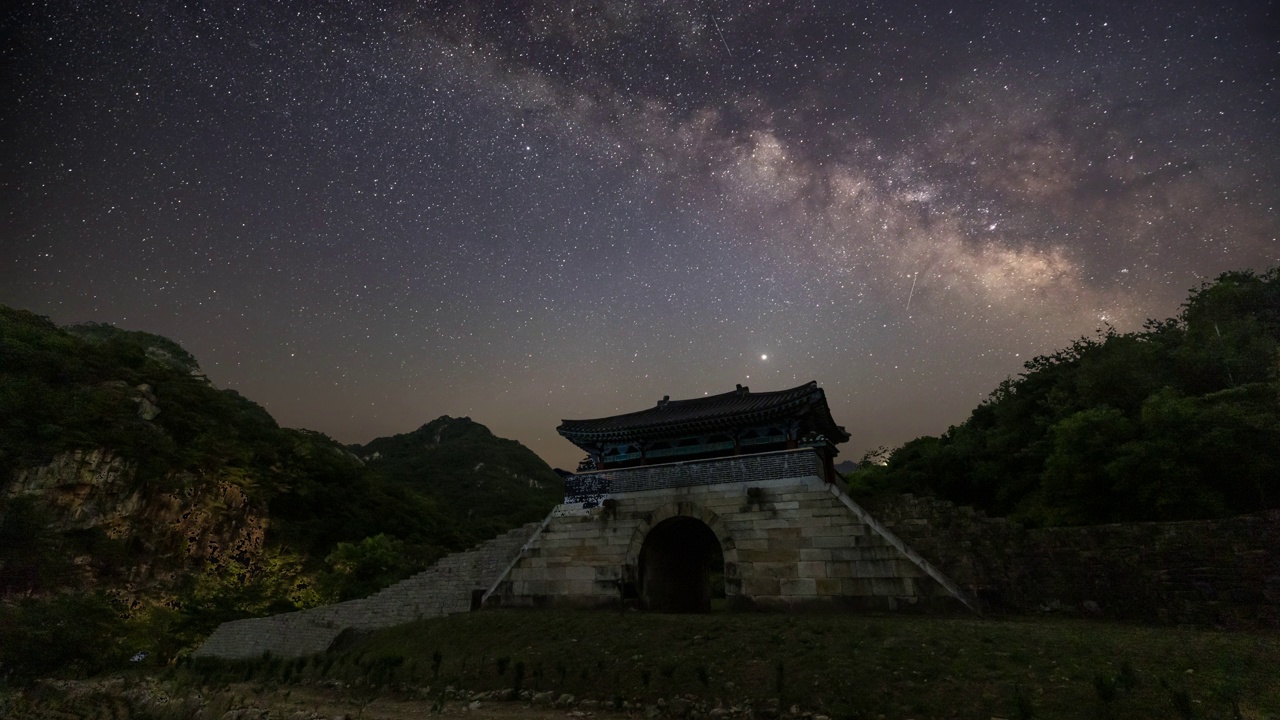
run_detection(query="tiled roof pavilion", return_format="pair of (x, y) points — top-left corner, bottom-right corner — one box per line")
(558, 381), (850, 449)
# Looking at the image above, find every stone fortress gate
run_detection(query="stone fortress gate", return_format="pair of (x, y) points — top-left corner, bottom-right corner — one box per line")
(196, 382), (974, 659)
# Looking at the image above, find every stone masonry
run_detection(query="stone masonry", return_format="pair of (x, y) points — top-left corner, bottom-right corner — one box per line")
(487, 449), (976, 613)
(865, 494), (1280, 629)
(194, 521), (544, 659)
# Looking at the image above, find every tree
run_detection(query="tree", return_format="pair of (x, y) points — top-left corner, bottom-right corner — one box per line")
(320, 534), (414, 602)
(867, 267), (1280, 525)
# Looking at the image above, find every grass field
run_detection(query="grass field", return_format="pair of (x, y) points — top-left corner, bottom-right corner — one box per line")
(185, 609), (1280, 719)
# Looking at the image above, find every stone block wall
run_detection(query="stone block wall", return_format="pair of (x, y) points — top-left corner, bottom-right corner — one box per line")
(491, 465), (972, 612)
(862, 494), (1024, 607)
(194, 521), (544, 659)
(865, 494), (1280, 629)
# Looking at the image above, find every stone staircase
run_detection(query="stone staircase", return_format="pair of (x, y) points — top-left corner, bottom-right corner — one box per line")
(193, 520), (547, 659)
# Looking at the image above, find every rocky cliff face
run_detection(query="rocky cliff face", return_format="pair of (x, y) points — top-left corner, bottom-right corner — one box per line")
(10, 449), (140, 526)
(5, 447), (267, 600)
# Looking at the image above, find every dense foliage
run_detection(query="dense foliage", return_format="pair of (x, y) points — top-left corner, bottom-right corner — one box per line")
(353, 416), (564, 542)
(850, 268), (1280, 525)
(0, 306), (562, 679)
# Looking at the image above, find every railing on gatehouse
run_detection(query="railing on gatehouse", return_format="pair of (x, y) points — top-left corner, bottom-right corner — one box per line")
(563, 447), (825, 507)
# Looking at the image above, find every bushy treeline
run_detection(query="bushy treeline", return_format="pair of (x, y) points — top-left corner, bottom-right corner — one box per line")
(851, 268), (1280, 526)
(353, 416), (565, 542)
(0, 306), (561, 680)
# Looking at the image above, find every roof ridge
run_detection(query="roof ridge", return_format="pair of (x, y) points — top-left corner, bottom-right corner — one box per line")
(559, 380), (819, 425)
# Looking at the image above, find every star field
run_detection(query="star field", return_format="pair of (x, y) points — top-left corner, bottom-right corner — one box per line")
(2, 1), (1277, 469)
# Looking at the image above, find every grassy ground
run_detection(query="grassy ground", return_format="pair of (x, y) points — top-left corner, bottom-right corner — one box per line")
(185, 609), (1279, 719)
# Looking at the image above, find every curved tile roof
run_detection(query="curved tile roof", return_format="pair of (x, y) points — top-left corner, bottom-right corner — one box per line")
(557, 380), (849, 446)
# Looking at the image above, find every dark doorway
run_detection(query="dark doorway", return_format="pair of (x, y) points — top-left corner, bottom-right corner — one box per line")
(638, 516), (725, 613)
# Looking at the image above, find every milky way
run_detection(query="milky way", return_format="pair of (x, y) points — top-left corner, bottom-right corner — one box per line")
(2, 1), (1277, 468)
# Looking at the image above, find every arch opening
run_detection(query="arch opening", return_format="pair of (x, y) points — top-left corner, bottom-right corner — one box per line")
(638, 516), (725, 613)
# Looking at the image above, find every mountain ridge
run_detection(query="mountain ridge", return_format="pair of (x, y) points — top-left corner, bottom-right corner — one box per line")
(0, 305), (562, 678)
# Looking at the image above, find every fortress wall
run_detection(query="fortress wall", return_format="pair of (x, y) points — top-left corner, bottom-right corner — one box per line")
(866, 494), (1280, 629)
(192, 462), (1279, 662)
(193, 522), (543, 660)
(493, 457), (968, 611)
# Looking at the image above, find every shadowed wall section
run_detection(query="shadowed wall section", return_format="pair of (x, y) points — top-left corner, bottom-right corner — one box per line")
(864, 494), (1280, 628)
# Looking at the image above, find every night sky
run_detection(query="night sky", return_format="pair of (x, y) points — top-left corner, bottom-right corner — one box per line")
(3, 1), (1277, 470)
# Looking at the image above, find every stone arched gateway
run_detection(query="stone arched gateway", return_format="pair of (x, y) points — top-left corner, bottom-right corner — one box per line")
(624, 501), (738, 612)
(486, 447), (975, 613)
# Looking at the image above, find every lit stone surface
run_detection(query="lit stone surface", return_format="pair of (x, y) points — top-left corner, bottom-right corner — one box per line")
(490, 449), (972, 612)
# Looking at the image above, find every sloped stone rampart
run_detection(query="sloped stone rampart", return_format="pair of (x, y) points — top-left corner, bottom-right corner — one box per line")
(193, 521), (545, 659)
(865, 494), (1280, 629)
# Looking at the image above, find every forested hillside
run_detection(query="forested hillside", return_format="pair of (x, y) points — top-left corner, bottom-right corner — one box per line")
(850, 268), (1280, 526)
(0, 306), (561, 678)
(353, 416), (563, 541)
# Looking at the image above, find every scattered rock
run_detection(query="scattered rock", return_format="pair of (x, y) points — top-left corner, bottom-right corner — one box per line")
(135, 395), (161, 420)
(532, 690), (556, 706)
